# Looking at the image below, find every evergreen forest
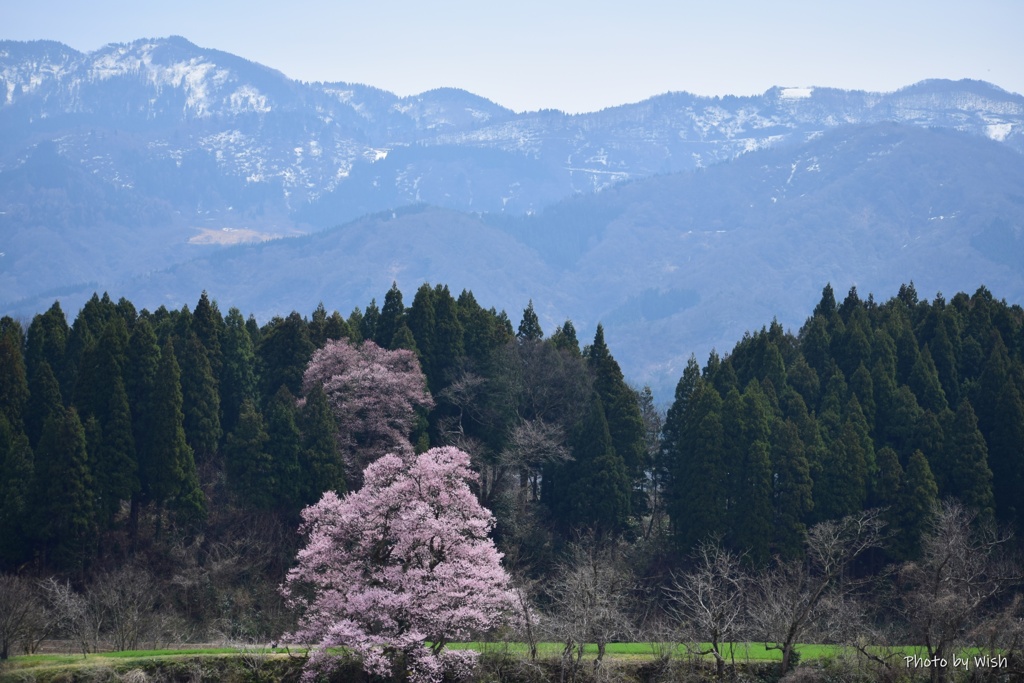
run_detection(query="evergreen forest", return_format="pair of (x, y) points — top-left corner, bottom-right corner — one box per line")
(1, 281), (1023, 680)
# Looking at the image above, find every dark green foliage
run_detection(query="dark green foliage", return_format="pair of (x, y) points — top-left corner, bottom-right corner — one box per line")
(407, 285), (436, 366)
(909, 346), (948, 413)
(139, 341), (203, 523)
(264, 386), (303, 511)
(429, 284), (465, 386)
(126, 319), (160, 482)
(719, 384), (773, 563)
(663, 283), (1020, 556)
(346, 306), (364, 344)
(93, 372), (139, 527)
(517, 300), (543, 342)
(220, 307), (259, 436)
(34, 407), (97, 571)
(0, 317), (29, 430)
(25, 301), (69, 382)
(257, 312), (314, 400)
(360, 298), (379, 343)
(25, 359), (62, 448)
(390, 322), (419, 355)
(667, 378), (727, 552)
(987, 382), (1024, 533)
(310, 303), (351, 348)
(298, 384), (346, 504)
(225, 399), (275, 509)
(943, 400), (995, 521)
(0, 416), (35, 567)
(550, 320), (581, 356)
(547, 395), (631, 536)
(61, 311), (95, 401)
(192, 291), (224, 384)
(813, 397), (870, 522)
(179, 333), (222, 462)
(376, 282), (405, 349)
(587, 325), (647, 480)
(893, 449), (938, 560)
(770, 419), (813, 560)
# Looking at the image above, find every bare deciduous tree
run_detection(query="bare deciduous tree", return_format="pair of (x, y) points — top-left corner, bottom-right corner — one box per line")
(751, 509), (886, 677)
(546, 538), (635, 681)
(40, 577), (98, 656)
(667, 539), (746, 677)
(90, 564), (158, 651)
(0, 574), (41, 659)
(900, 501), (1022, 683)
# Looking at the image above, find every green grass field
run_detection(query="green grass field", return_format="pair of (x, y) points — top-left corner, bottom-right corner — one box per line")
(0, 640), (945, 682)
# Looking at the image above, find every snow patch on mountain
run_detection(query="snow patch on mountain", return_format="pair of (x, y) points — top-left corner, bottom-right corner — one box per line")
(987, 122), (1012, 141)
(780, 87), (814, 99)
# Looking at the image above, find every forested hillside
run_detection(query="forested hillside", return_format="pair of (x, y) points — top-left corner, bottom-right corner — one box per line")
(1, 282), (1023, 679)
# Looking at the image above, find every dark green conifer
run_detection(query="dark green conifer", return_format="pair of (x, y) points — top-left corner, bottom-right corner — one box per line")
(225, 399), (275, 509)
(389, 323), (420, 356)
(587, 325), (646, 479)
(126, 319), (160, 446)
(220, 308), (258, 436)
(0, 416), (34, 567)
(257, 312), (315, 400)
(721, 384), (773, 563)
(944, 400), (995, 520)
(561, 395), (631, 536)
(848, 363), (876, 429)
(800, 315), (832, 376)
(192, 291), (223, 376)
(345, 307), (364, 344)
(550, 320), (581, 356)
(25, 302), (68, 381)
(407, 284), (436, 364)
(813, 397), (870, 522)
(670, 380), (727, 551)
(770, 419), (813, 560)
(0, 318), (29, 430)
(988, 383), (1024, 533)
(428, 285), (464, 388)
(299, 384), (346, 504)
(34, 407), (97, 572)
(62, 314), (95, 406)
(893, 449), (938, 560)
(360, 298), (380, 343)
(265, 386), (303, 511)
(786, 356), (820, 407)
(93, 372), (138, 527)
(140, 341), (204, 527)
(179, 333), (221, 463)
(517, 300), (543, 342)
(323, 310), (349, 342)
(376, 282), (405, 349)
(909, 346), (948, 413)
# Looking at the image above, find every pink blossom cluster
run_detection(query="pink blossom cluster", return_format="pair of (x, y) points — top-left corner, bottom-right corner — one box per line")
(284, 446), (516, 683)
(302, 339), (433, 478)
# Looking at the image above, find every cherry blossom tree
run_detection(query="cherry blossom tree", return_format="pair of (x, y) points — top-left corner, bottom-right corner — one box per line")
(302, 338), (433, 483)
(283, 446), (516, 683)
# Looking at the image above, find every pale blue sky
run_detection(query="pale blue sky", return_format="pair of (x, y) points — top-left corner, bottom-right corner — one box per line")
(6, 0), (1023, 113)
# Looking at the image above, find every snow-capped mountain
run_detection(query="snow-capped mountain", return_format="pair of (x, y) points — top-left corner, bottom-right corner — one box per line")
(2, 37), (1024, 397)
(3, 37), (1022, 220)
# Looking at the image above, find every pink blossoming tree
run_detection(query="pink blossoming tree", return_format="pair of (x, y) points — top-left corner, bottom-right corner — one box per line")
(302, 339), (433, 483)
(283, 446), (516, 683)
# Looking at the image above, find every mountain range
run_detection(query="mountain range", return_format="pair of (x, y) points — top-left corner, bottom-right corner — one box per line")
(2, 36), (1023, 397)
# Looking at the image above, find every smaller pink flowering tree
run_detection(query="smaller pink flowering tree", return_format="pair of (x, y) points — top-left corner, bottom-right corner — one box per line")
(303, 338), (433, 483)
(283, 446), (516, 683)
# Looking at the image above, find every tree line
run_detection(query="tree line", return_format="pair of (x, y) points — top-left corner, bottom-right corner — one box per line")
(0, 281), (1023, 680)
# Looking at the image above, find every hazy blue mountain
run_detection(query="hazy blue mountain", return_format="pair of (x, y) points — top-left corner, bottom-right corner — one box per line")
(3, 37), (1024, 395)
